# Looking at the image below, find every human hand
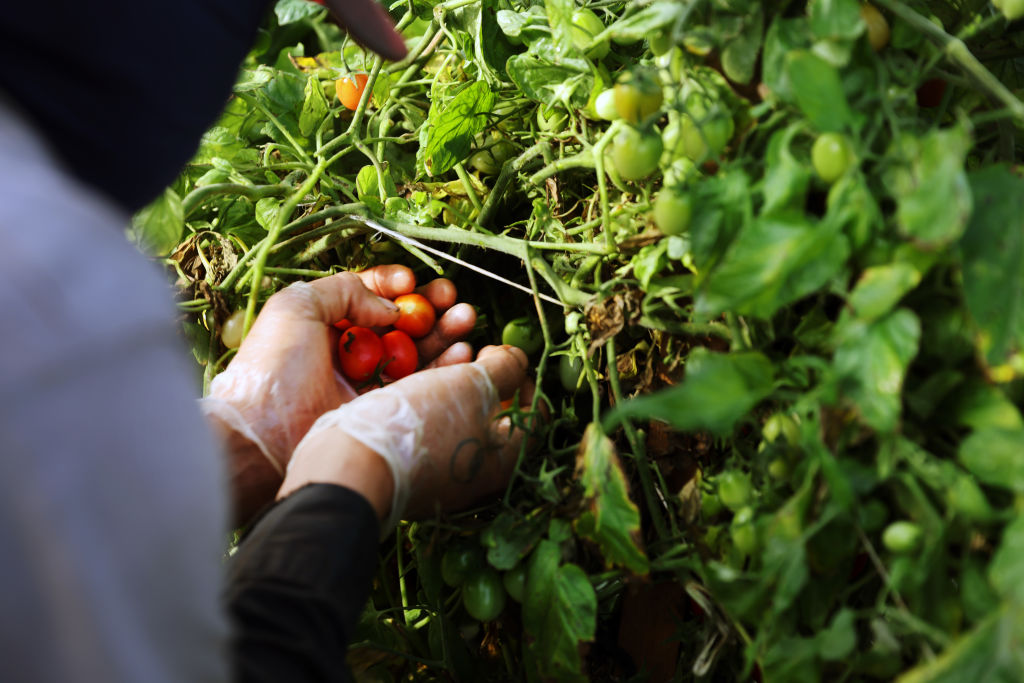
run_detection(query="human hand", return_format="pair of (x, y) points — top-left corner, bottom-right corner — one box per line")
(201, 265), (476, 523)
(321, 0), (408, 62)
(279, 345), (535, 531)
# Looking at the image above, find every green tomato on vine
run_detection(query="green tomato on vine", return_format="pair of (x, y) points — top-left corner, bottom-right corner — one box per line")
(811, 132), (855, 184)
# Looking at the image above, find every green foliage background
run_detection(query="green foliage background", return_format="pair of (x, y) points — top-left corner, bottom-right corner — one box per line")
(139, 0), (1024, 680)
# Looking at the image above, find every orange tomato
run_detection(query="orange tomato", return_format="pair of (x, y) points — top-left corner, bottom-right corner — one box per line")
(336, 73), (370, 111)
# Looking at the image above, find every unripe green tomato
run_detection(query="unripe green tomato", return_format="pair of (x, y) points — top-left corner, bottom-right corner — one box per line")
(679, 111), (734, 162)
(502, 317), (543, 355)
(811, 133), (854, 184)
(998, 0), (1024, 20)
(882, 520), (923, 554)
(663, 157), (700, 187)
(648, 30), (673, 56)
(503, 565), (527, 603)
(717, 470), (753, 511)
(702, 491), (724, 518)
(564, 311), (584, 336)
(763, 413), (800, 446)
(469, 134), (514, 175)
(594, 89), (619, 121)
(571, 8), (609, 59)
(442, 543), (485, 587)
(559, 354), (588, 393)
(730, 506), (759, 556)
(767, 457), (791, 482)
(537, 106), (569, 133)
(463, 568), (507, 621)
(613, 70), (663, 124)
(221, 310), (246, 349)
(652, 188), (692, 236)
(609, 125), (663, 181)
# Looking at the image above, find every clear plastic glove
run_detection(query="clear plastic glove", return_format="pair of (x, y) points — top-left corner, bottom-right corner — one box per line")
(279, 346), (534, 533)
(200, 265), (477, 523)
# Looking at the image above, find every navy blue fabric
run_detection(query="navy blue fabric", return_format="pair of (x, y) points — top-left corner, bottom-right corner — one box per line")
(0, 0), (272, 211)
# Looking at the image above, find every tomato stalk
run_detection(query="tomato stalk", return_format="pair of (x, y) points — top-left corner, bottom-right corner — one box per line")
(182, 183), (290, 218)
(242, 158), (328, 338)
(873, 0), (1024, 124)
(604, 335), (672, 542)
(478, 142), (550, 228)
(236, 92), (314, 166)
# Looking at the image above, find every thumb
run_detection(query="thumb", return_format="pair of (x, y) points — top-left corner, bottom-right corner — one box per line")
(473, 345), (529, 400)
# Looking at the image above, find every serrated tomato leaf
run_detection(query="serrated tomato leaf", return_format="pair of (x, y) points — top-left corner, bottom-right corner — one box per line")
(609, 349), (774, 435)
(574, 424), (649, 575)
(422, 81), (496, 176)
(523, 540), (596, 682)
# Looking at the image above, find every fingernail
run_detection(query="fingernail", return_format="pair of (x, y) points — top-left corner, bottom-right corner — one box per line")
(379, 297), (399, 312)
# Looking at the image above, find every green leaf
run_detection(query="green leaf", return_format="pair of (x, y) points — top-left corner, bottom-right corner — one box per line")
(760, 125), (811, 216)
(608, 2), (683, 42)
(573, 424), (649, 574)
(896, 605), (1024, 683)
(959, 428), (1024, 493)
(945, 380), (1024, 430)
(298, 74), (329, 136)
(784, 50), (854, 131)
(130, 188), (183, 257)
(818, 608), (857, 660)
(254, 197), (281, 231)
(506, 54), (592, 108)
(523, 540), (596, 682)
(809, 0), (864, 42)
(833, 309), (921, 432)
(721, 8), (764, 84)
(544, 0), (574, 57)
(696, 212), (849, 318)
(423, 81), (496, 176)
(481, 511), (545, 571)
(894, 127), (972, 248)
(611, 349), (774, 435)
(275, 0), (323, 25)
(960, 165), (1024, 368)
(987, 518), (1024, 602)
(632, 242), (668, 290)
(762, 18), (808, 101)
(848, 263), (922, 321)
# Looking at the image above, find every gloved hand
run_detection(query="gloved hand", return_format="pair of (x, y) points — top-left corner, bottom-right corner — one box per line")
(278, 345), (535, 533)
(200, 265), (477, 523)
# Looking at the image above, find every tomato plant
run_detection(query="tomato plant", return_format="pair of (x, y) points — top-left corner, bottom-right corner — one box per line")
(338, 326), (383, 382)
(462, 568), (506, 622)
(380, 329), (418, 379)
(502, 317), (543, 355)
(159, 2), (1024, 678)
(393, 293), (436, 338)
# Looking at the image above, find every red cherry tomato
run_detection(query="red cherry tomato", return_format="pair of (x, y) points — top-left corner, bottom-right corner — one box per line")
(393, 293), (436, 338)
(336, 73), (370, 111)
(338, 326), (383, 382)
(381, 329), (418, 379)
(916, 78), (947, 108)
(333, 318), (352, 331)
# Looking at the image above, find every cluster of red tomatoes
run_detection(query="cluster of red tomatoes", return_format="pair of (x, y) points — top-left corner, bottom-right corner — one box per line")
(334, 293), (436, 383)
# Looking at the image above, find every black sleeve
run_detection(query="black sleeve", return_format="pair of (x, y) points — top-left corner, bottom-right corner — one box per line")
(225, 484), (381, 683)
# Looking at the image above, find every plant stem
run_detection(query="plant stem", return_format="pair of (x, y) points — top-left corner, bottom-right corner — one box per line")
(241, 160), (327, 338)
(605, 335), (670, 541)
(182, 183), (290, 217)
